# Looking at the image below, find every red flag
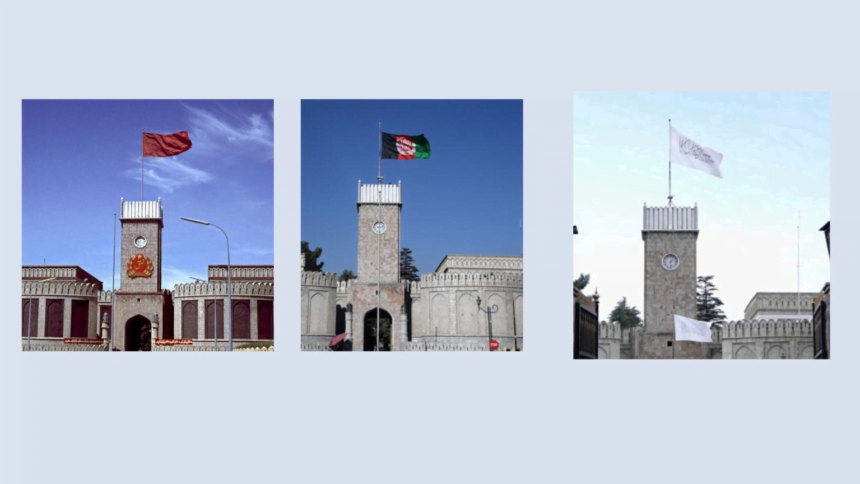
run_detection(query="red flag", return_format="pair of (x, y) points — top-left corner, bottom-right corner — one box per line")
(142, 131), (192, 157)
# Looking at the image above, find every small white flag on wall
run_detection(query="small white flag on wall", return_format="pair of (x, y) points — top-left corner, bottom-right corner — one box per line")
(670, 126), (724, 179)
(674, 314), (713, 343)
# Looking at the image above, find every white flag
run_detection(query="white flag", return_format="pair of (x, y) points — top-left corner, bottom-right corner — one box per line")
(673, 314), (713, 343)
(670, 125), (724, 179)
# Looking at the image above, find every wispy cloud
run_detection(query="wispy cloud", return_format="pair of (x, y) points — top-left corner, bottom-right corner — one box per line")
(162, 266), (203, 290)
(183, 103), (274, 148)
(125, 157), (213, 193)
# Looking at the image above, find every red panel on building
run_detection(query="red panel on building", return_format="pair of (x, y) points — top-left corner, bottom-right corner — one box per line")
(232, 301), (251, 339)
(182, 300), (198, 339)
(205, 300), (224, 340)
(258, 300), (273, 340)
(71, 300), (89, 338)
(46, 299), (64, 338)
(22, 300), (39, 337)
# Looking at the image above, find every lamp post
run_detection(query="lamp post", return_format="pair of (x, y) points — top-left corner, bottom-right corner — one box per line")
(26, 277), (56, 351)
(476, 296), (499, 351)
(181, 217), (233, 351)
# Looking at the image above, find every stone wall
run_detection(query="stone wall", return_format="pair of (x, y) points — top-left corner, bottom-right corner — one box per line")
(173, 281), (274, 340)
(152, 340), (273, 352)
(597, 322), (622, 359)
(21, 339), (108, 351)
(597, 319), (811, 359)
(357, 182), (401, 284)
(22, 281), (99, 339)
(409, 272), (523, 348)
(300, 271), (338, 348)
(307, 270), (524, 351)
(435, 255), (523, 274)
(721, 319), (813, 359)
(744, 292), (817, 320)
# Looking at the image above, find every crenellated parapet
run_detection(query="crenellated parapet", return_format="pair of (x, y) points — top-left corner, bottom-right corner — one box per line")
(720, 319), (814, 359)
(403, 342), (491, 351)
(209, 265), (274, 281)
(711, 327), (723, 344)
(301, 342), (333, 352)
(621, 326), (643, 344)
(336, 279), (355, 294)
(22, 281), (99, 298)
(98, 290), (113, 303)
(22, 339), (108, 351)
(599, 321), (623, 340)
(172, 281), (274, 298)
(300, 271), (338, 288)
(434, 255), (523, 273)
(121, 198), (162, 220)
(721, 319), (812, 339)
(743, 292), (817, 320)
(410, 271), (523, 290)
(643, 204), (697, 231)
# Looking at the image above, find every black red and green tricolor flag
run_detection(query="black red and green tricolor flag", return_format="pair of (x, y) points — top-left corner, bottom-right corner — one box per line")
(381, 132), (431, 160)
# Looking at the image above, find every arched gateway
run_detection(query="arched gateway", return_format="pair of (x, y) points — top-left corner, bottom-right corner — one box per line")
(125, 315), (152, 351)
(363, 309), (392, 351)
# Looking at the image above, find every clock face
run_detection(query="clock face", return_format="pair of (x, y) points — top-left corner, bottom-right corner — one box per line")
(662, 254), (679, 271)
(134, 236), (147, 249)
(372, 221), (387, 235)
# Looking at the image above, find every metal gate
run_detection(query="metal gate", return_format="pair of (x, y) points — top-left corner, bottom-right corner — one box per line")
(813, 300), (828, 359)
(574, 301), (599, 359)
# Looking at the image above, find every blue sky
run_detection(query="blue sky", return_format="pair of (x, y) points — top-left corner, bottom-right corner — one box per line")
(301, 100), (523, 277)
(574, 92), (830, 322)
(22, 100), (274, 289)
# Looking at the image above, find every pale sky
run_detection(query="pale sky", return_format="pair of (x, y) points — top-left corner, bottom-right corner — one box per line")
(573, 92), (830, 322)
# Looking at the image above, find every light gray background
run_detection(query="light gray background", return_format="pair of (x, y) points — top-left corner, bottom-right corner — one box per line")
(0, 1), (855, 483)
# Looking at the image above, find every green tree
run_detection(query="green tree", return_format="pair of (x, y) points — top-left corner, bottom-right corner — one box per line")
(697, 275), (726, 326)
(609, 297), (642, 329)
(400, 248), (420, 282)
(338, 269), (356, 282)
(301, 241), (324, 272)
(573, 273), (590, 291)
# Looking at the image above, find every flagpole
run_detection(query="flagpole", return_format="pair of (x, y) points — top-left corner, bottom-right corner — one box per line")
(797, 210), (801, 317)
(141, 129), (145, 201)
(110, 212), (116, 351)
(668, 119), (673, 207)
(377, 121), (382, 352)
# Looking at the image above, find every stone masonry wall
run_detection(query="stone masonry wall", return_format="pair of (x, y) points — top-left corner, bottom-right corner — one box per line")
(643, 231), (698, 334)
(357, 204), (401, 284)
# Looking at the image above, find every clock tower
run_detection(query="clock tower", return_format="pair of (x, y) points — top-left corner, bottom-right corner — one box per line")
(114, 198), (166, 351)
(350, 181), (405, 351)
(639, 203), (708, 358)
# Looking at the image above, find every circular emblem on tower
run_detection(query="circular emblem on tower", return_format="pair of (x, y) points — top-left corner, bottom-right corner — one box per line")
(127, 254), (154, 279)
(372, 221), (387, 234)
(133, 235), (147, 248)
(662, 253), (680, 271)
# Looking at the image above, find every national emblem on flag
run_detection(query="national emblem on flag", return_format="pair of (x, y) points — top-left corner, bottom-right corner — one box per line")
(381, 132), (431, 160)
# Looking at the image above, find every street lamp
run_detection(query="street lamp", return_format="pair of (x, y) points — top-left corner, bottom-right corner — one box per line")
(26, 277), (56, 351)
(476, 296), (499, 351)
(181, 217), (233, 352)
